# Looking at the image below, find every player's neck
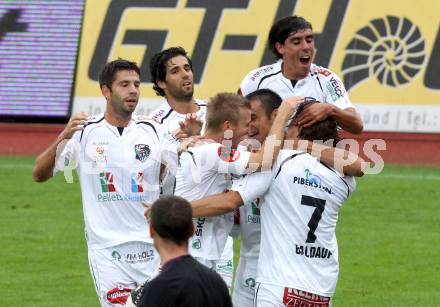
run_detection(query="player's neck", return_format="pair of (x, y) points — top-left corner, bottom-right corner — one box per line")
(167, 97), (199, 114)
(157, 240), (189, 265)
(203, 130), (226, 144)
(104, 109), (132, 127)
(281, 61), (309, 80)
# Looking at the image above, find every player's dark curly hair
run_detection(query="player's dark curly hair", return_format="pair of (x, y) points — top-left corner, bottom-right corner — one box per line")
(151, 196), (194, 246)
(293, 101), (340, 146)
(98, 58), (140, 90)
(150, 46), (193, 97)
(268, 16), (312, 59)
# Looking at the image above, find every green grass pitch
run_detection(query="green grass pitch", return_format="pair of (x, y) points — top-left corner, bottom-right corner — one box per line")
(1, 156), (439, 306)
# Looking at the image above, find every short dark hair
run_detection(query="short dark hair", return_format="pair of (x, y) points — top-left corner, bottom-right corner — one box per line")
(149, 46), (193, 97)
(293, 101), (340, 146)
(268, 16), (312, 59)
(205, 93), (251, 132)
(151, 196), (194, 246)
(246, 89), (282, 118)
(98, 58), (140, 90)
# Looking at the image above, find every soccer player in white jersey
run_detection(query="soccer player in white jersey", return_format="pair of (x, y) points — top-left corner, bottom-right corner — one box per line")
(191, 100), (363, 306)
(231, 89), (283, 306)
(148, 47), (207, 148)
(239, 15), (363, 134)
(174, 92), (302, 287)
(32, 59), (175, 306)
(147, 46), (238, 285)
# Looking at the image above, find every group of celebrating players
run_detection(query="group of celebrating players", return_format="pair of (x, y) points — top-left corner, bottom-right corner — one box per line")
(33, 16), (365, 307)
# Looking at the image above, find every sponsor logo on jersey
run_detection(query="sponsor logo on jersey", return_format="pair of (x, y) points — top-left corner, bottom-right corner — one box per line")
(243, 277), (256, 289)
(151, 109), (164, 122)
(125, 250), (155, 264)
(217, 146), (240, 162)
(99, 172), (116, 192)
(194, 217), (206, 237)
(305, 169), (321, 185)
(317, 67), (332, 77)
(135, 144), (151, 162)
(283, 287), (330, 307)
(192, 238), (202, 249)
(216, 260), (233, 274)
(97, 172), (158, 202)
(106, 286), (131, 305)
(94, 146), (107, 165)
(111, 250), (121, 261)
(251, 199), (260, 215)
(247, 199), (261, 224)
(97, 193), (154, 203)
(292, 169), (332, 195)
(326, 76), (345, 102)
(131, 172), (144, 192)
(250, 66), (274, 81)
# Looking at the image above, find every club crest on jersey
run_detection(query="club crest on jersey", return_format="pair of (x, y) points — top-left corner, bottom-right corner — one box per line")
(135, 144), (150, 162)
(217, 146), (240, 162)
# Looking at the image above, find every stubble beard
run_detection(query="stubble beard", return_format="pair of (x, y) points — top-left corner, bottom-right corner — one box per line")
(170, 86), (194, 102)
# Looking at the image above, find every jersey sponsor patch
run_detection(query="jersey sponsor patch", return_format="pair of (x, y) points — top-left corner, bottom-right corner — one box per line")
(283, 287), (330, 307)
(217, 146), (241, 162)
(250, 66), (274, 81)
(317, 67), (332, 77)
(151, 109), (165, 122)
(106, 286), (132, 304)
(327, 76), (346, 102)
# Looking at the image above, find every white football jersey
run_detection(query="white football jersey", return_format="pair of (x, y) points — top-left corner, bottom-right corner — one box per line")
(235, 149), (356, 297)
(231, 176), (261, 258)
(54, 114), (175, 250)
(240, 62), (355, 111)
(175, 142), (251, 260)
(148, 99), (207, 149)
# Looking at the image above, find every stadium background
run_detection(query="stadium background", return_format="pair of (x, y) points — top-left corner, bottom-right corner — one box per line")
(0, 1), (439, 306)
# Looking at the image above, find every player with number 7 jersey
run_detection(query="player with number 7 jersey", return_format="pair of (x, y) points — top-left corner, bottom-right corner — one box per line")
(232, 113), (357, 305)
(235, 147), (355, 301)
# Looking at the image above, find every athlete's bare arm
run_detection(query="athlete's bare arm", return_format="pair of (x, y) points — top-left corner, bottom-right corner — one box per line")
(191, 190), (243, 217)
(308, 141), (364, 176)
(32, 112), (87, 182)
(247, 97), (303, 171)
(296, 104), (363, 134)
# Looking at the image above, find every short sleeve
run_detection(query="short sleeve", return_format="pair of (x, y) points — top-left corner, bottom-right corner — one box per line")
(342, 175), (356, 200)
(231, 171), (272, 204)
(239, 69), (258, 96)
(323, 72), (355, 110)
(213, 145), (251, 176)
(53, 132), (81, 176)
(159, 127), (178, 195)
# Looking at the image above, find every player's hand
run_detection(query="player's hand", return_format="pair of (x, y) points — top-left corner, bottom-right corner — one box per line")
(279, 96), (305, 119)
(60, 112), (88, 140)
(171, 113), (203, 141)
(296, 103), (333, 127)
(177, 135), (205, 155)
(142, 202), (153, 223)
(179, 113), (204, 137)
